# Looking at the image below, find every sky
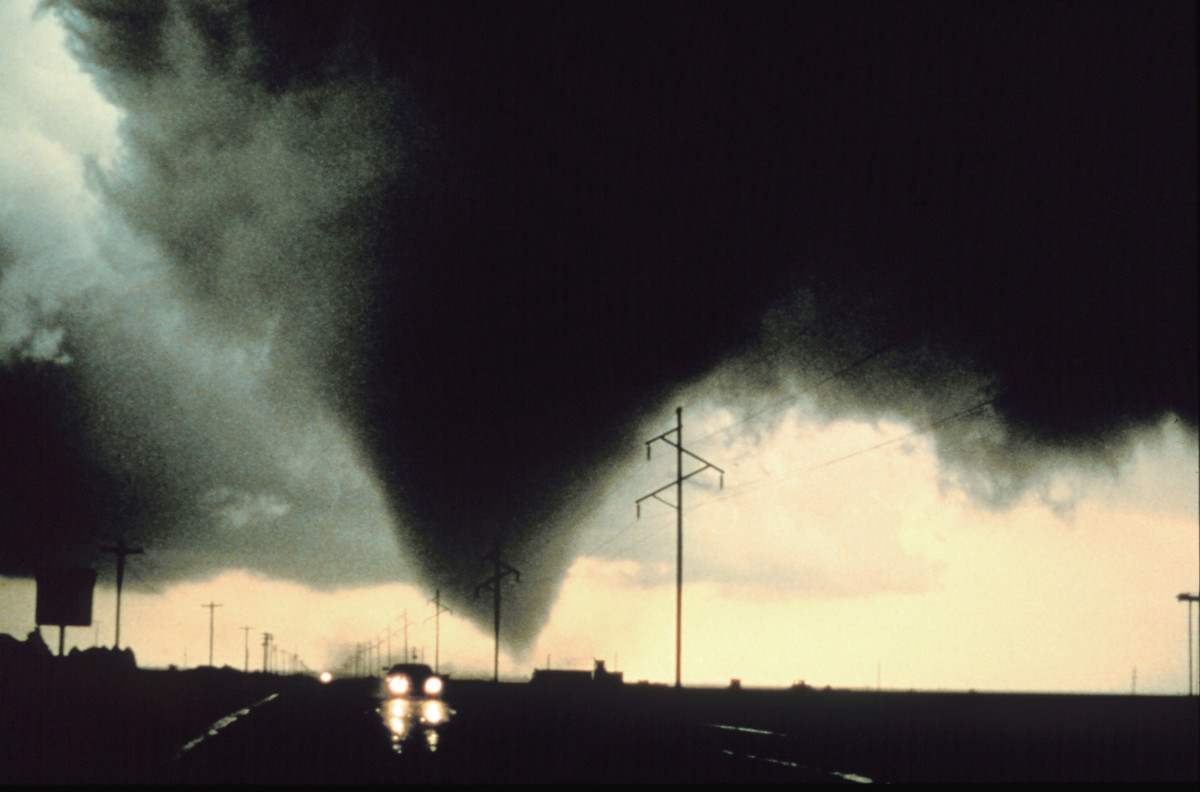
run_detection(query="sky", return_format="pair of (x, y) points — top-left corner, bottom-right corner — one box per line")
(0, 0), (1196, 693)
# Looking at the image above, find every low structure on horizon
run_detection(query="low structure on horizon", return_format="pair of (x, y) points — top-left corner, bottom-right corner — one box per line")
(530, 659), (623, 688)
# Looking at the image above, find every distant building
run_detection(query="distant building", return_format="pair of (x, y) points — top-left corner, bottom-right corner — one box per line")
(529, 659), (624, 687)
(530, 668), (592, 687)
(593, 660), (623, 686)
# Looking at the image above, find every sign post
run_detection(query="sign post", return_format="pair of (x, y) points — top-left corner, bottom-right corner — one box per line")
(35, 567), (97, 656)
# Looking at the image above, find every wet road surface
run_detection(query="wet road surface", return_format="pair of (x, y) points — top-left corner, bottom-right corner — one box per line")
(4, 663), (1194, 784)
(164, 678), (857, 784)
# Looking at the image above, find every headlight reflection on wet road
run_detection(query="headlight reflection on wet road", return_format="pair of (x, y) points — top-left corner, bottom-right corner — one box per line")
(381, 697), (453, 754)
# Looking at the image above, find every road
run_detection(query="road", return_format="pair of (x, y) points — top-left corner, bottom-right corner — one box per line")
(3, 659), (1195, 784)
(163, 678), (859, 783)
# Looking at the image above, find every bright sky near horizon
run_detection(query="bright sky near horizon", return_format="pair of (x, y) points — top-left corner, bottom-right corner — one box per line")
(3, 396), (1197, 694)
(1, 1), (1196, 696)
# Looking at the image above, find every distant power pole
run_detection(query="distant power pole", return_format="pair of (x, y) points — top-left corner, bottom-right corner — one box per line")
(241, 625), (253, 673)
(383, 623), (400, 667)
(374, 634), (386, 674)
(262, 632), (272, 673)
(202, 602), (222, 666)
(475, 544), (520, 682)
(426, 589), (454, 674)
(101, 538), (143, 650)
(637, 406), (724, 689)
(398, 610), (416, 666)
(1180, 593), (1199, 695)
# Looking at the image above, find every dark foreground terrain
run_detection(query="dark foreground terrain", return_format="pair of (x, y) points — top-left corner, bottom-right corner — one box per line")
(2, 645), (1196, 783)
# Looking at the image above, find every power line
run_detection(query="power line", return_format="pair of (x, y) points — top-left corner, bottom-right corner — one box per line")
(574, 334), (927, 561)
(561, 336), (914, 563)
(689, 333), (916, 447)
(563, 334), (916, 565)
(676, 396), (996, 515)
(801, 398), (994, 474)
(578, 395), (994, 563)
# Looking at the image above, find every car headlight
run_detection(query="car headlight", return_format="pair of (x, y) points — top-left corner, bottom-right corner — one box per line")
(388, 675), (410, 695)
(423, 676), (443, 696)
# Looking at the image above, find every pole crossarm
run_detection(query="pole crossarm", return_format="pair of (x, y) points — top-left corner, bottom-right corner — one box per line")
(474, 566), (521, 598)
(636, 462), (724, 515)
(474, 561), (521, 597)
(648, 435), (727, 475)
(425, 591), (454, 624)
(475, 553), (521, 593)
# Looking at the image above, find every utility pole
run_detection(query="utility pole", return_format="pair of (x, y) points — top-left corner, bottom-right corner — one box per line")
(397, 610), (416, 666)
(383, 623), (400, 667)
(202, 602), (222, 666)
(241, 625), (253, 673)
(262, 632), (272, 673)
(475, 544), (520, 682)
(426, 589), (454, 675)
(101, 538), (143, 650)
(637, 406), (723, 689)
(1180, 593), (1199, 695)
(374, 634), (386, 674)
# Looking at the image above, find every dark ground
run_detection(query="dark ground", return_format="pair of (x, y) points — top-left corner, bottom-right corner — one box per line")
(2, 647), (1197, 784)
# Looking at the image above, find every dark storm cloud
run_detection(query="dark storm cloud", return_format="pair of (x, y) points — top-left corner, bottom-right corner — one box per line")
(357, 0), (1196, 641)
(2, 1), (1194, 652)
(3, 0), (415, 588)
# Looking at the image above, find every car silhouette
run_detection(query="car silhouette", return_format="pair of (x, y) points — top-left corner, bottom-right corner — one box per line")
(383, 663), (444, 698)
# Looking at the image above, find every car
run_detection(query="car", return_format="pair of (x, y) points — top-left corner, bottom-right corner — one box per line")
(383, 663), (444, 698)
